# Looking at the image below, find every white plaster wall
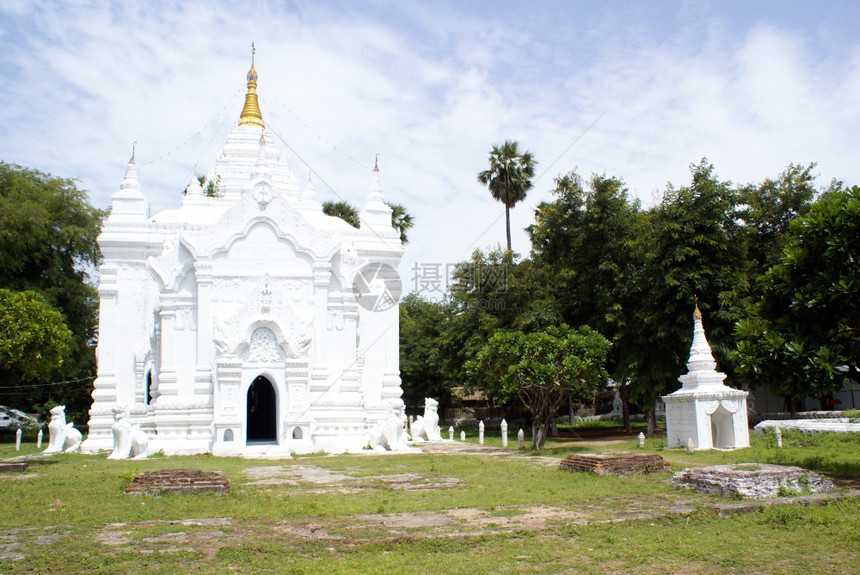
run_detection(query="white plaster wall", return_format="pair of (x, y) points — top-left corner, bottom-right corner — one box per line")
(85, 117), (403, 456)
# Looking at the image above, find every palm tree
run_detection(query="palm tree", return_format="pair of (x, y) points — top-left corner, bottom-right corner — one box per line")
(323, 200), (413, 244)
(477, 139), (537, 252)
(386, 202), (414, 244)
(322, 200), (360, 228)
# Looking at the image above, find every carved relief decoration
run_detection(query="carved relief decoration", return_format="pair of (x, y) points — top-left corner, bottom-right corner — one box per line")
(182, 194), (339, 260)
(247, 328), (286, 362)
(211, 277), (245, 302)
(213, 275), (314, 360)
(700, 400), (720, 415)
(719, 399), (741, 414)
(175, 306), (197, 331)
(327, 309), (344, 331)
(147, 234), (192, 291)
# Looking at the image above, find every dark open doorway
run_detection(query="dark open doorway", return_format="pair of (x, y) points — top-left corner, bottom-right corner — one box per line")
(247, 376), (277, 444)
(145, 371), (153, 405)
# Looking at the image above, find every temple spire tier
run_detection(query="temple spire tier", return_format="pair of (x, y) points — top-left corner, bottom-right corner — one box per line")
(238, 43), (264, 128)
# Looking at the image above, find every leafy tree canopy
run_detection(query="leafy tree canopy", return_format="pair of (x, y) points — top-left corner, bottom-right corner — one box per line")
(322, 200), (361, 228)
(0, 162), (105, 418)
(737, 162), (817, 273)
(0, 289), (72, 382)
(735, 185), (860, 405)
(466, 324), (610, 449)
(399, 293), (455, 407)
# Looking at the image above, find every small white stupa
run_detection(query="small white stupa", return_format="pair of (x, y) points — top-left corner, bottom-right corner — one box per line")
(664, 304), (750, 450)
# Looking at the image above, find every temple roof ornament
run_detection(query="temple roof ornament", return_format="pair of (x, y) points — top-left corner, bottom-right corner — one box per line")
(238, 43), (264, 128)
(121, 150), (140, 192)
(301, 174), (318, 203)
(673, 302), (729, 392)
(366, 155), (385, 205)
(105, 144), (148, 221)
(686, 303), (717, 375)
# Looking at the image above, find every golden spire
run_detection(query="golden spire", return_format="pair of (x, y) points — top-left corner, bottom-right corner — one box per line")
(239, 42), (264, 128)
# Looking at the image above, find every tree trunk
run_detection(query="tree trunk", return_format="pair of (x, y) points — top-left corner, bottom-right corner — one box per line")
(647, 408), (656, 437)
(569, 395), (575, 423)
(505, 204), (512, 252)
(785, 396), (797, 419)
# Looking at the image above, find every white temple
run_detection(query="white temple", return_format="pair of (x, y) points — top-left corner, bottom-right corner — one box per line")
(664, 305), (750, 450)
(81, 50), (404, 456)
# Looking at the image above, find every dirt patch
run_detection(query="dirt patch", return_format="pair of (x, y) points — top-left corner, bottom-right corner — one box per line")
(0, 473), (38, 480)
(89, 517), (236, 560)
(125, 469), (231, 495)
(352, 512), (454, 529)
(0, 527), (70, 562)
(242, 464), (464, 492)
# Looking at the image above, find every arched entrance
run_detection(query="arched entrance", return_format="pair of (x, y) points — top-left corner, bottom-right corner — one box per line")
(710, 404), (736, 449)
(246, 376), (277, 444)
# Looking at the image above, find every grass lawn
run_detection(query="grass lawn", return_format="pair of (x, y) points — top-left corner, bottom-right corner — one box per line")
(0, 429), (858, 574)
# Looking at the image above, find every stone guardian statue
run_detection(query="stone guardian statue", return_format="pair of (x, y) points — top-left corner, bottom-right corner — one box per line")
(108, 405), (149, 459)
(44, 405), (82, 454)
(410, 398), (443, 442)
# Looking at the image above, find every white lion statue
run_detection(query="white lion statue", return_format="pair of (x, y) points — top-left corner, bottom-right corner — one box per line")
(367, 399), (416, 452)
(44, 405), (82, 454)
(108, 405), (149, 460)
(410, 398), (442, 442)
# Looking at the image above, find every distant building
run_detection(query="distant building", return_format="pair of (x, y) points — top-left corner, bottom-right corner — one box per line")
(82, 51), (404, 456)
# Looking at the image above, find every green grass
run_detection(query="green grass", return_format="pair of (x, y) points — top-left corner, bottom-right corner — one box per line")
(1, 430), (858, 574)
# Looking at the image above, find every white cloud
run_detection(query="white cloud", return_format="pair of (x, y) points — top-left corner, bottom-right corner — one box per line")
(1, 0), (859, 293)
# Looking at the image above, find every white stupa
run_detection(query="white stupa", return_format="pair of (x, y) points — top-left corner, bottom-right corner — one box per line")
(664, 304), (750, 450)
(81, 48), (404, 456)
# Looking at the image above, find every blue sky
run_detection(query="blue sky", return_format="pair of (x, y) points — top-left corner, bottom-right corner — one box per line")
(1, 1), (858, 298)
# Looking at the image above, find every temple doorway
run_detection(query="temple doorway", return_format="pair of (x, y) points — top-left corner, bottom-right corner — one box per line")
(247, 376), (277, 444)
(710, 404), (736, 449)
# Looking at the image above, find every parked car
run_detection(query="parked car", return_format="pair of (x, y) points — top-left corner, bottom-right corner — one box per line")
(0, 406), (41, 431)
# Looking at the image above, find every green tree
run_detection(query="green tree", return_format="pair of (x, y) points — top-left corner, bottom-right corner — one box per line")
(431, 248), (563, 418)
(477, 140), (537, 252)
(738, 162), (817, 274)
(639, 160), (747, 402)
(0, 162), (105, 417)
(399, 293), (454, 407)
(387, 202), (414, 244)
(467, 325), (610, 449)
(322, 200), (413, 244)
(0, 289), (72, 383)
(529, 171), (654, 432)
(322, 200), (360, 228)
(201, 174), (222, 198)
(528, 162), (748, 432)
(444, 248), (515, 390)
(735, 185), (860, 409)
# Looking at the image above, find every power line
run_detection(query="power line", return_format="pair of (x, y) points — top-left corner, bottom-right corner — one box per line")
(0, 375), (95, 390)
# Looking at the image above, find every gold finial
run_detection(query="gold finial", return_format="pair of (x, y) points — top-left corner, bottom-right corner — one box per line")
(130, 141), (137, 163)
(373, 154), (379, 172)
(239, 42), (264, 127)
(693, 296), (702, 319)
